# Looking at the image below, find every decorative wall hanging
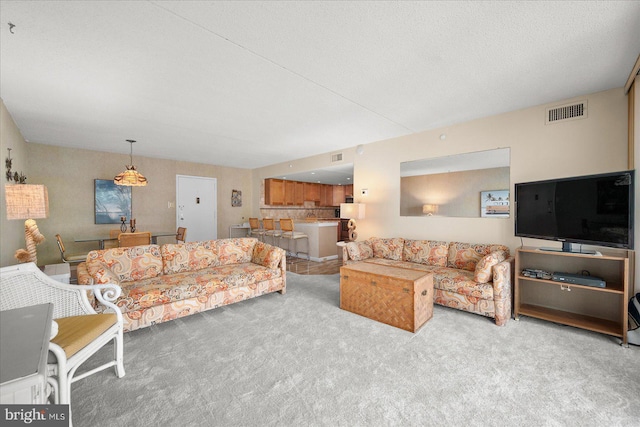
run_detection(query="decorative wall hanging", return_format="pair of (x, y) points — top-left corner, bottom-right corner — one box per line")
(5, 148), (27, 183)
(480, 190), (510, 218)
(231, 189), (242, 207)
(95, 179), (132, 224)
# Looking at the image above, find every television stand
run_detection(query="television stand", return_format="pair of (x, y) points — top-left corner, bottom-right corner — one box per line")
(515, 246), (630, 346)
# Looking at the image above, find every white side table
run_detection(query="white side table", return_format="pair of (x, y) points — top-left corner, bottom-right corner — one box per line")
(336, 241), (347, 260)
(44, 263), (70, 284)
(0, 304), (53, 404)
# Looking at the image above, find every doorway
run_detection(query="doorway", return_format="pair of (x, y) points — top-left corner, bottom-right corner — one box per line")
(176, 175), (217, 241)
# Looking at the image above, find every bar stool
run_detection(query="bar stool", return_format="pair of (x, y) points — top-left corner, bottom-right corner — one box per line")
(248, 218), (266, 241)
(279, 218), (309, 267)
(262, 218), (281, 246)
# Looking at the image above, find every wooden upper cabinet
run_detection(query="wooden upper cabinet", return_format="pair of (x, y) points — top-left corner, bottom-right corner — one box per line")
(344, 184), (354, 197)
(333, 185), (345, 205)
(264, 178), (285, 205)
(294, 182), (305, 205)
(319, 184), (333, 206)
(304, 182), (321, 202)
(284, 180), (296, 205)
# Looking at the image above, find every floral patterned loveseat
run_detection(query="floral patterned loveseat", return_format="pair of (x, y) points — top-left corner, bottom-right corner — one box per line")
(342, 238), (513, 326)
(77, 238), (286, 332)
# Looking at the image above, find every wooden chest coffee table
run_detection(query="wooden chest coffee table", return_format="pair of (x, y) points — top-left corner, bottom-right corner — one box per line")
(340, 262), (433, 332)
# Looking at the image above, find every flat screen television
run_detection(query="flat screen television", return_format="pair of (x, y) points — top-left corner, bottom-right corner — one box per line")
(514, 170), (634, 252)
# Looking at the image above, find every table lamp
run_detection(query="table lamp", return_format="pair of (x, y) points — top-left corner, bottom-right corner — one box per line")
(340, 203), (365, 241)
(422, 204), (438, 216)
(5, 184), (50, 264)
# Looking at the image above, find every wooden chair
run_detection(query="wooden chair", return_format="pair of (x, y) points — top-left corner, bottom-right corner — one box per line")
(118, 231), (151, 247)
(0, 262), (125, 408)
(103, 229), (122, 249)
(176, 227), (187, 243)
(262, 218), (281, 246)
(248, 218), (265, 241)
(55, 234), (88, 265)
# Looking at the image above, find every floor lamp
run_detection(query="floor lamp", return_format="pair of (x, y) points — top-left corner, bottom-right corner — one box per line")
(5, 184), (50, 264)
(340, 203), (365, 241)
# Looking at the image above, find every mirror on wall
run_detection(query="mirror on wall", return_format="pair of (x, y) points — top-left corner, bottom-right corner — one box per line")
(400, 148), (510, 218)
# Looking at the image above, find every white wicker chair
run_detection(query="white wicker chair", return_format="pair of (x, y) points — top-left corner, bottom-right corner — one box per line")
(0, 263), (125, 407)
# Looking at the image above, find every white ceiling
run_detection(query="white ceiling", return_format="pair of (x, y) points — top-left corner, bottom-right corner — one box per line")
(1, 1), (638, 170)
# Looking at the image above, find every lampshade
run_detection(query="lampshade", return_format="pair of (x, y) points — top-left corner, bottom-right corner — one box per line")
(5, 184), (49, 220)
(340, 203), (365, 220)
(5, 184), (49, 264)
(422, 204), (438, 216)
(114, 166), (148, 186)
(114, 139), (147, 186)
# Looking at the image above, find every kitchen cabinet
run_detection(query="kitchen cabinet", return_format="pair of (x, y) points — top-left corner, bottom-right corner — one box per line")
(284, 180), (296, 205)
(264, 179), (285, 205)
(320, 184), (333, 206)
(333, 185), (345, 205)
(304, 183), (321, 202)
(294, 182), (305, 205)
(345, 184), (354, 197)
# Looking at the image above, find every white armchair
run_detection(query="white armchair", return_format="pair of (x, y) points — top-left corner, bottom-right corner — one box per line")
(0, 263), (125, 407)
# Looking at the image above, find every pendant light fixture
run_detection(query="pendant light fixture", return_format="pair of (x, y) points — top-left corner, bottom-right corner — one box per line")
(114, 139), (148, 186)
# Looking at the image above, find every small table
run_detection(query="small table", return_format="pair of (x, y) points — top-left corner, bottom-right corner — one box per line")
(229, 224), (250, 238)
(340, 262), (433, 332)
(75, 231), (176, 249)
(0, 304), (53, 404)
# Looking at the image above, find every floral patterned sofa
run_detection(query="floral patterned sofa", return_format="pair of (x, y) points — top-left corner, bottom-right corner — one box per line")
(77, 238), (286, 332)
(342, 238), (513, 326)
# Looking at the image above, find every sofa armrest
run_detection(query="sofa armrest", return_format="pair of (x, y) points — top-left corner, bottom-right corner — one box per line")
(77, 262), (92, 285)
(492, 257), (513, 326)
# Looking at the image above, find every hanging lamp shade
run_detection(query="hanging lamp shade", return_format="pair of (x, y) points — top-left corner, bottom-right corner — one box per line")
(114, 140), (147, 186)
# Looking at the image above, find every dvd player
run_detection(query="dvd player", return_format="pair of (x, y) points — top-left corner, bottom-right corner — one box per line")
(552, 272), (606, 288)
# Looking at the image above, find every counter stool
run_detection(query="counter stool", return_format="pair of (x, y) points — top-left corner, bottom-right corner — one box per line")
(262, 218), (282, 246)
(279, 218), (309, 269)
(248, 218), (266, 242)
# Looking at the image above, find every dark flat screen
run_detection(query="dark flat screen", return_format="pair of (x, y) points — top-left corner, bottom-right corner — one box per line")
(515, 171), (634, 249)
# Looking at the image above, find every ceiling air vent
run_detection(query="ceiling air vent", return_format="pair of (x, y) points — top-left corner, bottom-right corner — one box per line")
(331, 152), (343, 163)
(545, 100), (587, 124)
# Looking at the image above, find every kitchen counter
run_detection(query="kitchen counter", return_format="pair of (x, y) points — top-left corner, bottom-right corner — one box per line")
(292, 221), (339, 262)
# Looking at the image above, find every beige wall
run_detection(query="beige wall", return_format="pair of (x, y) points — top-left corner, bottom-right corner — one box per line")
(0, 138), (252, 267)
(256, 88), (629, 254)
(0, 99), (29, 266)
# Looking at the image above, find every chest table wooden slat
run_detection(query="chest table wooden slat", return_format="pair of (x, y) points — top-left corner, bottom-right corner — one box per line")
(340, 263), (433, 332)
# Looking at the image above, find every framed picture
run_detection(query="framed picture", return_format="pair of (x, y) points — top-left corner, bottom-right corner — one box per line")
(481, 190), (510, 218)
(231, 189), (242, 207)
(95, 179), (132, 224)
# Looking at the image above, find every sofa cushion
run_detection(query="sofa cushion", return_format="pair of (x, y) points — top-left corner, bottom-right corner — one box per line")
(362, 258), (494, 300)
(370, 237), (404, 261)
(346, 241), (373, 261)
(474, 251), (508, 283)
(161, 241), (218, 274)
(216, 238), (257, 266)
(252, 240), (285, 269)
(86, 245), (163, 283)
(402, 240), (449, 267)
(117, 263), (282, 313)
(446, 242), (510, 272)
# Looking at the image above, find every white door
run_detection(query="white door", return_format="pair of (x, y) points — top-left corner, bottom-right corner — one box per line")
(176, 175), (217, 241)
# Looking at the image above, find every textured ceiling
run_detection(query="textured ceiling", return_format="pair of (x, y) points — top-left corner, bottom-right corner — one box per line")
(1, 1), (638, 169)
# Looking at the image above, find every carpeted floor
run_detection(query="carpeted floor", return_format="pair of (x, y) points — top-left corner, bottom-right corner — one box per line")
(72, 273), (640, 426)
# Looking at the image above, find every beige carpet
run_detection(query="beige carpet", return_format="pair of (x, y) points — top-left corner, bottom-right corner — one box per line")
(72, 273), (640, 426)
